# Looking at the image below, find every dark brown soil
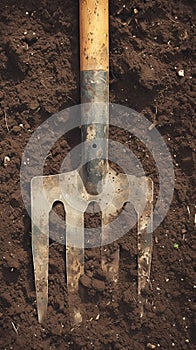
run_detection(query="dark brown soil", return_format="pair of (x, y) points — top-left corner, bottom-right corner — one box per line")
(0, 1), (195, 349)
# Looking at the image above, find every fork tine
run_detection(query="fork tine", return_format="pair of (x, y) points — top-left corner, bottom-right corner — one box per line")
(137, 178), (153, 315)
(65, 205), (84, 326)
(31, 177), (51, 323)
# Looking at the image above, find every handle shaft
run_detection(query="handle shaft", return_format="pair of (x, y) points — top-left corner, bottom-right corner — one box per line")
(80, 0), (109, 195)
(80, 0), (109, 72)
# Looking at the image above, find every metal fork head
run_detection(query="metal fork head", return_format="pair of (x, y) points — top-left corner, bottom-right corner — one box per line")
(31, 166), (153, 324)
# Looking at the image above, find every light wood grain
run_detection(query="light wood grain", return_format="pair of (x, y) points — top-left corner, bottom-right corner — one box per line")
(80, 0), (109, 71)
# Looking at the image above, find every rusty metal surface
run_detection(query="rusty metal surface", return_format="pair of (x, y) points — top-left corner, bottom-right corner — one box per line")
(66, 205), (84, 326)
(137, 178), (153, 317)
(31, 167), (153, 324)
(80, 71), (109, 194)
(31, 177), (51, 323)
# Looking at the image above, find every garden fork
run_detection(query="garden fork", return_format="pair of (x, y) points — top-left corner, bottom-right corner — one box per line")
(31, 0), (153, 325)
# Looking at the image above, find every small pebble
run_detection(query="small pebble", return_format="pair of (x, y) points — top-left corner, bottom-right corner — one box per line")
(12, 125), (21, 133)
(29, 100), (39, 110)
(147, 343), (156, 349)
(4, 156), (10, 167)
(24, 122), (31, 129)
(178, 69), (184, 77)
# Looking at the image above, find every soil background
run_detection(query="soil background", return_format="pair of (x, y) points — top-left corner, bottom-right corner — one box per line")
(0, 0), (195, 349)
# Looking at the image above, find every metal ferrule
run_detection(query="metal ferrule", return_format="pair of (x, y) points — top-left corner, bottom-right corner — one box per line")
(80, 70), (109, 195)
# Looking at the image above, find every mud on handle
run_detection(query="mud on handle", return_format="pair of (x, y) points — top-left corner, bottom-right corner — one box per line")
(80, 0), (109, 195)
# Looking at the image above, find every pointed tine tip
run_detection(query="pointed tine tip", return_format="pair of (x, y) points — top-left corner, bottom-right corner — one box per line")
(36, 288), (48, 324)
(73, 309), (83, 326)
(37, 302), (47, 324)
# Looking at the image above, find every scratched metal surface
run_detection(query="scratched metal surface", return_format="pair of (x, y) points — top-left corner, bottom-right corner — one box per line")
(80, 70), (109, 194)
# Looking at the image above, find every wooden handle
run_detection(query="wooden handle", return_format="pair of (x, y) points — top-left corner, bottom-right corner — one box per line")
(80, 0), (109, 71)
